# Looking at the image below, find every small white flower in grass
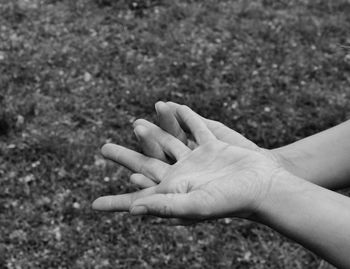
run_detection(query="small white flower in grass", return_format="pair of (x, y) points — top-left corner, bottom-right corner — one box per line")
(94, 155), (107, 168)
(57, 167), (67, 179)
(243, 251), (252, 261)
(231, 101), (238, 110)
(101, 260), (110, 266)
(0, 51), (5, 61)
(223, 218), (232, 224)
(345, 54), (350, 63)
(53, 226), (62, 241)
(73, 202), (80, 209)
(31, 161), (40, 168)
(264, 106), (271, 113)
(129, 116), (136, 123)
(15, 115), (24, 128)
(84, 72), (92, 82)
(19, 174), (35, 183)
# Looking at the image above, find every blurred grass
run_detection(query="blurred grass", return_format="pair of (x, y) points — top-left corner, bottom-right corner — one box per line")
(0, 0), (349, 268)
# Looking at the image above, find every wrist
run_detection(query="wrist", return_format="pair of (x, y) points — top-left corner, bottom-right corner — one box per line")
(252, 170), (312, 224)
(271, 146), (308, 180)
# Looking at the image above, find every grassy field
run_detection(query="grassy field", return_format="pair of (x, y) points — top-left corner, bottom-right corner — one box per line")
(1, 0), (350, 268)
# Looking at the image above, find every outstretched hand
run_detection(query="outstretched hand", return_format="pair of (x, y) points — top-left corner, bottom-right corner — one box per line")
(92, 105), (289, 221)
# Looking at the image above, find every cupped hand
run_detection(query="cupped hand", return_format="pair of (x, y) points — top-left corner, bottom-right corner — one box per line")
(92, 105), (287, 221)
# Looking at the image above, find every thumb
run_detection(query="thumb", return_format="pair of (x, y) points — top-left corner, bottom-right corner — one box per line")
(130, 192), (208, 219)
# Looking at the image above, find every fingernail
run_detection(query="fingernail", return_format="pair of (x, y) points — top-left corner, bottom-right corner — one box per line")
(155, 102), (161, 113)
(156, 101), (166, 111)
(134, 129), (140, 141)
(130, 206), (147, 215)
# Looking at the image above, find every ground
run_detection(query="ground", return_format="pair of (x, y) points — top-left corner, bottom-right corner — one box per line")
(0, 0), (350, 268)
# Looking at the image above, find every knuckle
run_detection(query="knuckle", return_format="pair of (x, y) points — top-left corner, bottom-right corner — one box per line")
(108, 198), (115, 211)
(215, 122), (225, 130)
(180, 104), (191, 111)
(138, 162), (148, 175)
(130, 192), (141, 204)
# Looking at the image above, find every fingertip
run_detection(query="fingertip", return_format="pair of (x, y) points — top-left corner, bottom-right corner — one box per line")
(129, 173), (138, 185)
(155, 101), (169, 115)
(165, 101), (178, 107)
(155, 101), (165, 111)
(130, 205), (148, 215)
(91, 197), (104, 211)
(100, 143), (114, 157)
(174, 104), (190, 119)
(134, 124), (148, 139)
(133, 118), (147, 128)
(155, 101), (161, 114)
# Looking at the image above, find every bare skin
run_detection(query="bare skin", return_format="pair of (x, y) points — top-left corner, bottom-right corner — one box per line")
(92, 103), (350, 268)
(93, 105), (283, 220)
(134, 101), (350, 190)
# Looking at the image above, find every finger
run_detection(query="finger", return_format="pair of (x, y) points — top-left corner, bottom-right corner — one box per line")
(167, 102), (231, 137)
(165, 102), (191, 133)
(166, 102), (257, 149)
(166, 102), (215, 144)
(133, 119), (168, 162)
(92, 186), (157, 212)
(155, 101), (188, 144)
(130, 192), (207, 219)
(187, 139), (197, 150)
(167, 101), (216, 124)
(130, 173), (157, 188)
(101, 143), (168, 182)
(134, 121), (190, 161)
(176, 105), (216, 145)
(203, 119), (258, 150)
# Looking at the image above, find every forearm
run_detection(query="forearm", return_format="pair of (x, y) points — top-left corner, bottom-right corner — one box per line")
(272, 120), (350, 189)
(257, 174), (350, 269)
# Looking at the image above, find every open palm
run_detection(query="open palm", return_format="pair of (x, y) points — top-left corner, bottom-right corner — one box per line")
(92, 105), (285, 220)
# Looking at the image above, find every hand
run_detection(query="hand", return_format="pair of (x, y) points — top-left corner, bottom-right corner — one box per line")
(92, 105), (289, 221)
(133, 101), (281, 187)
